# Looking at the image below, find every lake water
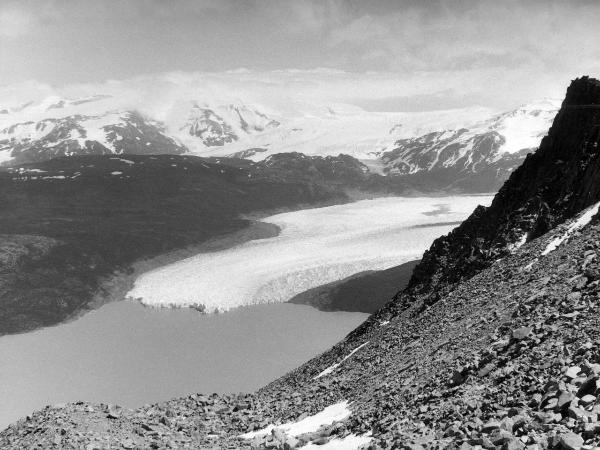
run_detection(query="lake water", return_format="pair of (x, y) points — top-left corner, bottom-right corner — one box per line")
(0, 301), (367, 429)
(0, 195), (493, 429)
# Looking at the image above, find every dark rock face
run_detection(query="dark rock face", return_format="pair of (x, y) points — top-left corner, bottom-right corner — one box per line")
(258, 152), (371, 184)
(103, 112), (186, 155)
(404, 76), (600, 303)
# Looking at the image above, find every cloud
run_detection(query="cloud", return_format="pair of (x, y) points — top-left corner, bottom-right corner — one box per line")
(0, 6), (36, 38)
(325, 0), (600, 76)
(0, 67), (567, 119)
(1, 0), (597, 111)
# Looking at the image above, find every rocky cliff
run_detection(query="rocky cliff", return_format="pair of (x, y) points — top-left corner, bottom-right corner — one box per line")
(403, 76), (600, 305)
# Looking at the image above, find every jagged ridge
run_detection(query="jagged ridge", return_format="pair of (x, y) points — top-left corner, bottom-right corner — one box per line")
(404, 76), (600, 304)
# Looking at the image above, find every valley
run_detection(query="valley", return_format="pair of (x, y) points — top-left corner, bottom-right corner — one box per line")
(0, 194), (488, 431)
(3, 2), (599, 449)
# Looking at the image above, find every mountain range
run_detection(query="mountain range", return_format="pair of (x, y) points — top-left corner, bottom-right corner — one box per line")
(0, 91), (560, 192)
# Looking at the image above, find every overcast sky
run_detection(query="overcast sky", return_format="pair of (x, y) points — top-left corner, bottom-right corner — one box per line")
(1, 0), (600, 111)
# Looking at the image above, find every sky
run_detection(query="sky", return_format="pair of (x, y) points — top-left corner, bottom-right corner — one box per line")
(1, 0), (600, 111)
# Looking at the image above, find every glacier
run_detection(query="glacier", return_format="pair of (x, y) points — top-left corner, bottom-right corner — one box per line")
(127, 196), (493, 312)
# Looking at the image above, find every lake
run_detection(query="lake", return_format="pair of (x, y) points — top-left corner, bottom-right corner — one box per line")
(0, 301), (367, 429)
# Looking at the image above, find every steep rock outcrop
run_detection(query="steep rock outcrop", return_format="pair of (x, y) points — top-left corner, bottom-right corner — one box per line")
(403, 76), (600, 304)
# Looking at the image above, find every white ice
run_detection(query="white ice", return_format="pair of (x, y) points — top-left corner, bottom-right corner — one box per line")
(240, 401), (352, 439)
(542, 201), (600, 256)
(314, 342), (369, 380)
(302, 433), (373, 449)
(127, 196), (492, 311)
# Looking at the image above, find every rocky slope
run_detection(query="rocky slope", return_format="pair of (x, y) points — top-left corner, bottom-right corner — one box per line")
(1, 78), (596, 449)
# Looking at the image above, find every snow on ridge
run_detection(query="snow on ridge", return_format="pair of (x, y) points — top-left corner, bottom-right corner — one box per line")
(314, 342), (369, 380)
(240, 401), (352, 439)
(542, 201), (600, 256)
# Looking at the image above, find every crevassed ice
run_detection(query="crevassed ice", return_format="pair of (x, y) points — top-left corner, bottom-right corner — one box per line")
(127, 196), (492, 311)
(240, 401), (352, 439)
(542, 201), (600, 256)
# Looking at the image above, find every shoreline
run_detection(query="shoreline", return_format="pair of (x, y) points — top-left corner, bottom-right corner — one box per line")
(86, 220), (282, 316)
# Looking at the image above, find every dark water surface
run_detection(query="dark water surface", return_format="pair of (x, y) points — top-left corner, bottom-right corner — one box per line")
(0, 301), (366, 429)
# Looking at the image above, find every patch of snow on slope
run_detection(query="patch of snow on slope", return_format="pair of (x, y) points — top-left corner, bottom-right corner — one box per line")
(240, 401), (352, 439)
(508, 233), (528, 253)
(314, 341), (369, 380)
(78, 113), (126, 152)
(302, 433), (373, 449)
(110, 157), (135, 164)
(542, 201), (600, 256)
(126, 196), (493, 312)
(0, 149), (13, 164)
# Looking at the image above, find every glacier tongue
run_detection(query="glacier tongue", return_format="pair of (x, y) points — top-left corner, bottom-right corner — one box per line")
(126, 196), (493, 312)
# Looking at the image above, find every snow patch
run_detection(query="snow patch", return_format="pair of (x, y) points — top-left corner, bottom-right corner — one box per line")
(542, 201), (600, 256)
(314, 342), (369, 380)
(302, 433), (373, 449)
(110, 157), (135, 165)
(508, 233), (528, 253)
(240, 401), (352, 439)
(0, 149), (14, 164)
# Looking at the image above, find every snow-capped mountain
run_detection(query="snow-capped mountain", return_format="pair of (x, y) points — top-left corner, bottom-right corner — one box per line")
(0, 110), (186, 165)
(183, 103), (280, 147)
(381, 98), (559, 177)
